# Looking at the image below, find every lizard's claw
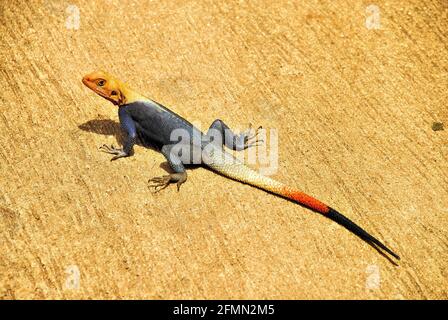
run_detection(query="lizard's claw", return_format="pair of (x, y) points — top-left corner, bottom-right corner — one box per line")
(99, 144), (121, 154)
(99, 144), (128, 161)
(242, 124), (264, 148)
(148, 172), (187, 193)
(148, 175), (172, 193)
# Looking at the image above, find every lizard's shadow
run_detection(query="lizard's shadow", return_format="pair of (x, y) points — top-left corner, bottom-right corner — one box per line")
(78, 119), (157, 151)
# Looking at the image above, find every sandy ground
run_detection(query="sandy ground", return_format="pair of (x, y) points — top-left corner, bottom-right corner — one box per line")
(0, 0), (447, 299)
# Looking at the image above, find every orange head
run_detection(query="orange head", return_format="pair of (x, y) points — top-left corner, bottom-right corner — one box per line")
(82, 71), (126, 105)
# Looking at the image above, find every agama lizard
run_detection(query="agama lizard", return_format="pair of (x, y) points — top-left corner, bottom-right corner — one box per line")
(82, 71), (400, 261)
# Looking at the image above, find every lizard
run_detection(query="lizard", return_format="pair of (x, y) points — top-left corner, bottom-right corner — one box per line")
(82, 70), (400, 261)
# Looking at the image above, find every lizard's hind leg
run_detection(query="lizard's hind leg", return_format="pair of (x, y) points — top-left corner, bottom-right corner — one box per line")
(205, 119), (263, 151)
(148, 144), (188, 192)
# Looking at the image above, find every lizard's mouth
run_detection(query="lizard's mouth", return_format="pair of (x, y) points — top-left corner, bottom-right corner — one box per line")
(82, 75), (122, 105)
(81, 76), (91, 87)
(82, 77), (115, 102)
(82, 77), (99, 94)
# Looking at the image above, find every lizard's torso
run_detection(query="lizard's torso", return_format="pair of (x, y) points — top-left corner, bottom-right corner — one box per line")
(119, 99), (242, 167)
(120, 100), (202, 148)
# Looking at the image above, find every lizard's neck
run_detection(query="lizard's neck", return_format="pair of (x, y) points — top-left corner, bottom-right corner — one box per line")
(119, 85), (148, 106)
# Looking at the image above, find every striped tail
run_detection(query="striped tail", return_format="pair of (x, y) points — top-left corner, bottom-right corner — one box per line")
(206, 153), (400, 261)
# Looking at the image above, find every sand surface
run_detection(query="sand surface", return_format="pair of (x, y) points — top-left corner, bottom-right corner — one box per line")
(0, 0), (447, 299)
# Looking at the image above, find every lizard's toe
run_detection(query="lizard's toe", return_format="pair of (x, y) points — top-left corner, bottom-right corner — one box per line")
(110, 151), (128, 161)
(243, 125), (264, 148)
(100, 144), (123, 154)
(175, 173), (187, 191)
(148, 172), (187, 193)
(148, 175), (172, 193)
(99, 144), (114, 152)
(99, 144), (128, 160)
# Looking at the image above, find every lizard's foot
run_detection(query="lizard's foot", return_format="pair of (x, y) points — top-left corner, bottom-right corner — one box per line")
(99, 144), (128, 161)
(148, 172), (187, 193)
(241, 124), (264, 149)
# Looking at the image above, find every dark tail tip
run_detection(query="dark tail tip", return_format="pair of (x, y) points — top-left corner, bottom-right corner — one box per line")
(327, 207), (400, 260)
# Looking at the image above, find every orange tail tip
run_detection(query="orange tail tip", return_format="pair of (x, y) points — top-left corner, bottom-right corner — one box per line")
(281, 187), (330, 214)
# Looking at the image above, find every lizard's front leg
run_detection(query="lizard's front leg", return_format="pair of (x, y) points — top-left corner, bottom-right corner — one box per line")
(100, 107), (137, 161)
(148, 144), (188, 192)
(205, 119), (263, 150)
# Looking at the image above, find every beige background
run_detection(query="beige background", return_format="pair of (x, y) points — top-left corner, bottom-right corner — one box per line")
(0, 0), (447, 299)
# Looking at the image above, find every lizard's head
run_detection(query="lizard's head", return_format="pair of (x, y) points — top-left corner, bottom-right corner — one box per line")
(82, 71), (124, 105)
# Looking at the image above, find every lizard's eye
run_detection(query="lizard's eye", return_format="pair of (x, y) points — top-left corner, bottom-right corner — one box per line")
(97, 79), (106, 87)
